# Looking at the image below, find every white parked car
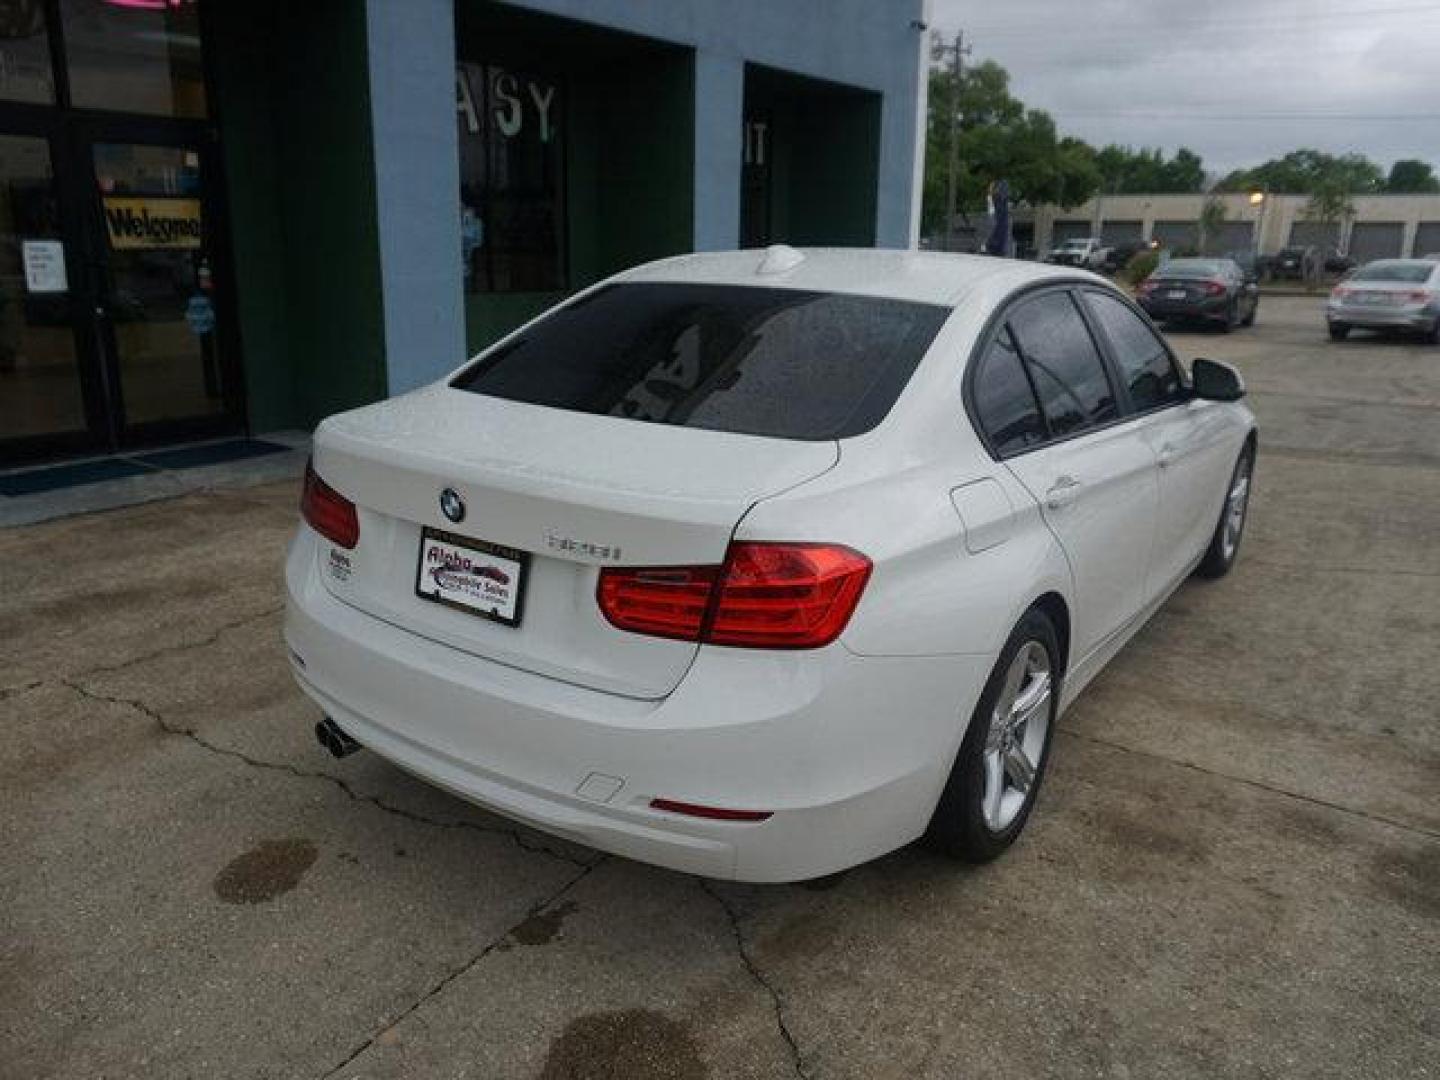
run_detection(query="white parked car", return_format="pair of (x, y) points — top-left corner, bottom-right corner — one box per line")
(1046, 236), (1107, 270)
(1326, 258), (1440, 342)
(286, 247), (1256, 882)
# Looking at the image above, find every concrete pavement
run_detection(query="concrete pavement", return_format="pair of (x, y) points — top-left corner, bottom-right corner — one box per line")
(2, 297), (1436, 1078)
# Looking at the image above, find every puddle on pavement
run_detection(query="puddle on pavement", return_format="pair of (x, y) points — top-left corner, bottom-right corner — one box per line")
(539, 1009), (705, 1080)
(502, 899), (578, 949)
(1369, 844), (1440, 919)
(213, 838), (318, 904)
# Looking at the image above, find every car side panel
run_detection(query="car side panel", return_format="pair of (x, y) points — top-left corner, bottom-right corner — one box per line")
(736, 454), (1071, 663)
(1136, 399), (1249, 600)
(1002, 423), (1160, 670)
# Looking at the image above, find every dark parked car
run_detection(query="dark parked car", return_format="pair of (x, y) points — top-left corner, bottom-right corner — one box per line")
(1323, 247), (1355, 275)
(1273, 245), (1321, 280)
(1136, 257), (1260, 331)
(1100, 241), (1150, 274)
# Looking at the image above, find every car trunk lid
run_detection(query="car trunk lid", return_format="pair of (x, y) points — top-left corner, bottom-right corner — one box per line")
(309, 386), (839, 699)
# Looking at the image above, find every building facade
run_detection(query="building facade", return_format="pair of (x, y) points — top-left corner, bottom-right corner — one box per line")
(0, 0), (928, 465)
(1022, 192), (1440, 262)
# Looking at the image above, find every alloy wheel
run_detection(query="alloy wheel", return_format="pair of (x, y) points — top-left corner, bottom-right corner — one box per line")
(980, 641), (1052, 832)
(1221, 453), (1253, 560)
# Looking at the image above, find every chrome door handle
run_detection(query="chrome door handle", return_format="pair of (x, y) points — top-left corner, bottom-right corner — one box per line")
(1158, 443), (1178, 469)
(1045, 475), (1082, 510)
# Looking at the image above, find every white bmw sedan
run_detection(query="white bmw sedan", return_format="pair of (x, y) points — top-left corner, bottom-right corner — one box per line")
(285, 248), (1256, 882)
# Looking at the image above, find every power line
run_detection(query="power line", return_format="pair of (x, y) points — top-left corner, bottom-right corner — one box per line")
(1050, 111), (1440, 121)
(957, 2), (1440, 37)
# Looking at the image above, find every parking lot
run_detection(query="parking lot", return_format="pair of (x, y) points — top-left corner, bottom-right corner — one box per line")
(3, 294), (1437, 1079)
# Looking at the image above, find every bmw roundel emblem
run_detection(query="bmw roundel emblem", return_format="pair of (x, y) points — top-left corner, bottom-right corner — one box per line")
(439, 487), (465, 524)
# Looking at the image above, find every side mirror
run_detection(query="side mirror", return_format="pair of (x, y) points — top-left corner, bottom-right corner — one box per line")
(1192, 357), (1246, 402)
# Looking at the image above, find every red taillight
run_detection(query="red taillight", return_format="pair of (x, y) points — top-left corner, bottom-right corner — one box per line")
(1203, 280), (1226, 296)
(301, 459), (359, 549)
(1403, 290), (1431, 304)
(1332, 286), (1352, 299)
(597, 542), (872, 650)
(1137, 280), (1157, 294)
(595, 564), (719, 642)
(649, 798), (772, 822)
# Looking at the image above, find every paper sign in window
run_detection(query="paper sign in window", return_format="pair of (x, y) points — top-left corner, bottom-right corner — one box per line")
(22, 240), (68, 294)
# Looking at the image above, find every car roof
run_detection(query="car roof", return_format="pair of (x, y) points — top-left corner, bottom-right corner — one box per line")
(614, 247), (1103, 306)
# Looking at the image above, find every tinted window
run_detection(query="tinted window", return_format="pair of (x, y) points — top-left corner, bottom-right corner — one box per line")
(451, 283), (949, 440)
(1008, 292), (1117, 437)
(973, 327), (1045, 455)
(1084, 292), (1185, 411)
(1351, 260), (1435, 284)
(1160, 259), (1228, 279)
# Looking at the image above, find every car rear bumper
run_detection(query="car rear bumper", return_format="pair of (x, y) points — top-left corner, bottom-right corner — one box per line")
(1326, 301), (1439, 330)
(283, 530), (990, 882)
(1138, 295), (1231, 321)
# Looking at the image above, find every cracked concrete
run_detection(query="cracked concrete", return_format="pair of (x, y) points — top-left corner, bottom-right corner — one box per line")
(699, 880), (811, 1080)
(3, 297), (1437, 1078)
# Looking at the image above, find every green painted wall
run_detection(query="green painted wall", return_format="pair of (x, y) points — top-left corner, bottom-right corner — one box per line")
(212, 0), (386, 431)
(744, 66), (880, 248)
(785, 95), (879, 245)
(458, 3), (694, 354)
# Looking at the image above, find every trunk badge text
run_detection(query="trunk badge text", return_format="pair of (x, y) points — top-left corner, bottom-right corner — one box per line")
(546, 530), (623, 562)
(440, 488), (466, 524)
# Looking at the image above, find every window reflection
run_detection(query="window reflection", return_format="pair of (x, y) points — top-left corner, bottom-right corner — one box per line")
(60, 0), (205, 118)
(0, 0), (56, 104)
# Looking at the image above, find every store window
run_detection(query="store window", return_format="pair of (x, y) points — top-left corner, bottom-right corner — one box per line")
(0, 0), (56, 103)
(60, 0), (206, 118)
(457, 62), (564, 293)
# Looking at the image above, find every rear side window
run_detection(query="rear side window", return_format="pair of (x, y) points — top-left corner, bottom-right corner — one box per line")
(1007, 292), (1117, 437)
(1083, 292), (1185, 411)
(973, 326), (1046, 455)
(451, 283), (950, 440)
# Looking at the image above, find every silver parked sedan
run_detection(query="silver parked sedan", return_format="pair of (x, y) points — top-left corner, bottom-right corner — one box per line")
(1327, 259), (1440, 342)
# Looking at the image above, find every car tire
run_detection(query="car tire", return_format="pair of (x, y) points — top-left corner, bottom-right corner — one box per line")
(1242, 302), (1256, 327)
(1219, 300), (1237, 333)
(1329, 323), (1350, 341)
(925, 609), (1061, 863)
(1426, 318), (1440, 345)
(1195, 441), (1255, 580)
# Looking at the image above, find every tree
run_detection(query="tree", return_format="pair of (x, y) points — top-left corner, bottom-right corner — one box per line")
(1197, 196), (1229, 254)
(1215, 149), (1384, 195)
(1385, 159), (1440, 194)
(1093, 145), (1206, 194)
(1304, 179), (1356, 243)
(922, 59), (1102, 235)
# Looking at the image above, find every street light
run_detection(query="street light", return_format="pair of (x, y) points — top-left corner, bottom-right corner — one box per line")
(1249, 189), (1268, 263)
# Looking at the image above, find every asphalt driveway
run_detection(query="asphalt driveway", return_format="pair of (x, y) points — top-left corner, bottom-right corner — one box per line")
(2, 296), (1437, 1079)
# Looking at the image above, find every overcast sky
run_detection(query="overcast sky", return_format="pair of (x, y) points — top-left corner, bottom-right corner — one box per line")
(927, 0), (1440, 179)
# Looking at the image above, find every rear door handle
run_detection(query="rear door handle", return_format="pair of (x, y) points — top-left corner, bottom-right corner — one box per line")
(1044, 475), (1082, 510)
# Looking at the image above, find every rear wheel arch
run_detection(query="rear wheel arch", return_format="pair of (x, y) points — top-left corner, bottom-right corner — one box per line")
(1030, 592), (1070, 677)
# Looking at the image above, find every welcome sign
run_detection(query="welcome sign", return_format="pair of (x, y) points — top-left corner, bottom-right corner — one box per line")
(102, 196), (203, 251)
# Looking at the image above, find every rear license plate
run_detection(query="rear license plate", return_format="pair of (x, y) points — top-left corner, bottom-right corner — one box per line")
(1167, 289), (1188, 300)
(415, 527), (528, 627)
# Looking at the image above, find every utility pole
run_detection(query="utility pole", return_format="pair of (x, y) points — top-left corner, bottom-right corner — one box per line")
(932, 29), (970, 251)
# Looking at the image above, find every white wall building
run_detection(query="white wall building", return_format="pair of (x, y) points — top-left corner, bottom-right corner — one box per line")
(1022, 193), (1440, 260)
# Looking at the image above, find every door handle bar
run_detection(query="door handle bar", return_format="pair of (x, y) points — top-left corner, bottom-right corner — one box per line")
(1044, 475), (1082, 510)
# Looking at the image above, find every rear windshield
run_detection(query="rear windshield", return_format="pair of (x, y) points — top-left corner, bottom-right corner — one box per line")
(450, 283), (950, 440)
(1351, 260), (1435, 283)
(1159, 259), (1228, 279)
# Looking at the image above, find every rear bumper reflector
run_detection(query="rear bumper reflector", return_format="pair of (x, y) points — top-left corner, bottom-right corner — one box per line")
(650, 798), (773, 822)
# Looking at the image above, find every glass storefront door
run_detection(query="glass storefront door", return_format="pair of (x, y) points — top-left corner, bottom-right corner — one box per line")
(0, 0), (238, 466)
(0, 130), (90, 448)
(88, 136), (226, 434)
